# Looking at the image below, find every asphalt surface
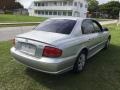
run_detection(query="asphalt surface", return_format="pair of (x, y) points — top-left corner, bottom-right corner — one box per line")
(0, 20), (117, 41)
(0, 26), (34, 41)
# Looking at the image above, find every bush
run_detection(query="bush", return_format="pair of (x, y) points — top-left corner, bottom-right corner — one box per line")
(4, 10), (13, 14)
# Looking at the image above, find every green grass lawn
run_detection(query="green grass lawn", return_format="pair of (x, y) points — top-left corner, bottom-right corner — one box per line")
(0, 14), (47, 23)
(96, 18), (114, 21)
(0, 24), (120, 90)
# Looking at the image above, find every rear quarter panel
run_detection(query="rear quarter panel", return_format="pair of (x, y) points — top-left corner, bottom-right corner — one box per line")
(55, 35), (90, 59)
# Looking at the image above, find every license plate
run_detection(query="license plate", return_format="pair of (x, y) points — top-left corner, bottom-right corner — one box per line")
(20, 43), (36, 55)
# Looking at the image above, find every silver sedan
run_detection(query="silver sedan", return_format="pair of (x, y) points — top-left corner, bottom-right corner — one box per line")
(10, 17), (111, 74)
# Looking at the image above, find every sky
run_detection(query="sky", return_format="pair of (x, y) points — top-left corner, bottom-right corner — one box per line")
(17, 0), (117, 8)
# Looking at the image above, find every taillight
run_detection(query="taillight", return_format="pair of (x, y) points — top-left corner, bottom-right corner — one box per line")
(42, 46), (62, 58)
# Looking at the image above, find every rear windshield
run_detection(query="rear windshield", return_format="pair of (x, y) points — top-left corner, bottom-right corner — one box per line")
(35, 19), (76, 34)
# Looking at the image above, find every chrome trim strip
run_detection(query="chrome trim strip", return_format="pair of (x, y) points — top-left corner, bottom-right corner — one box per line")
(89, 41), (106, 51)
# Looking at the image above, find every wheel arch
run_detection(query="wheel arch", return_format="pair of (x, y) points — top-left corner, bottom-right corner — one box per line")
(81, 48), (88, 56)
(73, 47), (88, 73)
(77, 47), (89, 57)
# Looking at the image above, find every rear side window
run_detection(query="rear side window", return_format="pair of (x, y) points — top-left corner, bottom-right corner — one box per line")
(81, 20), (95, 34)
(35, 19), (76, 34)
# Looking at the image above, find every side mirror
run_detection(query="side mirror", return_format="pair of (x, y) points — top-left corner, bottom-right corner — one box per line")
(102, 27), (109, 31)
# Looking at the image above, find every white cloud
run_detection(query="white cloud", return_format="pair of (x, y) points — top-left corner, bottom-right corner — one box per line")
(18, 0), (34, 8)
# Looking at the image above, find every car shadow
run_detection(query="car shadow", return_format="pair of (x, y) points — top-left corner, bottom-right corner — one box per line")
(25, 44), (120, 90)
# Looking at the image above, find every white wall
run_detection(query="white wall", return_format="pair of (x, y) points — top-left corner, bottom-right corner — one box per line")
(28, 0), (88, 18)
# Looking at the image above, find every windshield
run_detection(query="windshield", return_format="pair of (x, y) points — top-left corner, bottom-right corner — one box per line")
(35, 19), (76, 34)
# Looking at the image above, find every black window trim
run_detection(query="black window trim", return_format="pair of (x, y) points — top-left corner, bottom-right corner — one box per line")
(92, 20), (103, 32)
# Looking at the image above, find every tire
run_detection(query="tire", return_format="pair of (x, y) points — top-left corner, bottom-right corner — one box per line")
(73, 51), (87, 73)
(104, 38), (110, 49)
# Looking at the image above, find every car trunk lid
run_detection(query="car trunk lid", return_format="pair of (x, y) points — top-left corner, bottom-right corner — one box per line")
(17, 30), (68, 44)
(15, 30), (67, 57)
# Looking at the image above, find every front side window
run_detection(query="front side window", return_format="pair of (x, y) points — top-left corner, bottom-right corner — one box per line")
(35, 19), (76, 34)
(92, 21), (101, 32)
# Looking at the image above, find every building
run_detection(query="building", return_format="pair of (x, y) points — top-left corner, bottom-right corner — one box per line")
(28, 0), (88, 18)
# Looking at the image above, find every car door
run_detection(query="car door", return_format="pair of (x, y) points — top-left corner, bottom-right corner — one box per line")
(92, 20), (107, 49)
(81, 19), (101, 57)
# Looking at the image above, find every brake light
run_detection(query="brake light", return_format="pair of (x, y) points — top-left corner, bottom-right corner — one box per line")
(43, 46), (62, 58)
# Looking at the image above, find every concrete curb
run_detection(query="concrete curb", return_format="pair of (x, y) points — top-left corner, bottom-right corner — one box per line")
(0, 22), (41, 25)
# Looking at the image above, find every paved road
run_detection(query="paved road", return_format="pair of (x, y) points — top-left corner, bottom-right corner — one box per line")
(100, 20), (117, 25)
(0, 26), (34, 41)
(0, 20), (117, 41)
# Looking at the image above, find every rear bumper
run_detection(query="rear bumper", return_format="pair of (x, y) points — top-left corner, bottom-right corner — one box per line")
(10, 47), (76, 74)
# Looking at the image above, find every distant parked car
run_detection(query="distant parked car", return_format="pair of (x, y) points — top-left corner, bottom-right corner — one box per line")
(10, 18), (111, 74)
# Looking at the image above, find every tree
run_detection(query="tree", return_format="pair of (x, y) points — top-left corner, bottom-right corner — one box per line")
(12, 2), (23, 9)
(0, 0), (23, 10)
(0, 0), (15, 10)
(99, 1), (120, 19)
(88, 0), (99, 13)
